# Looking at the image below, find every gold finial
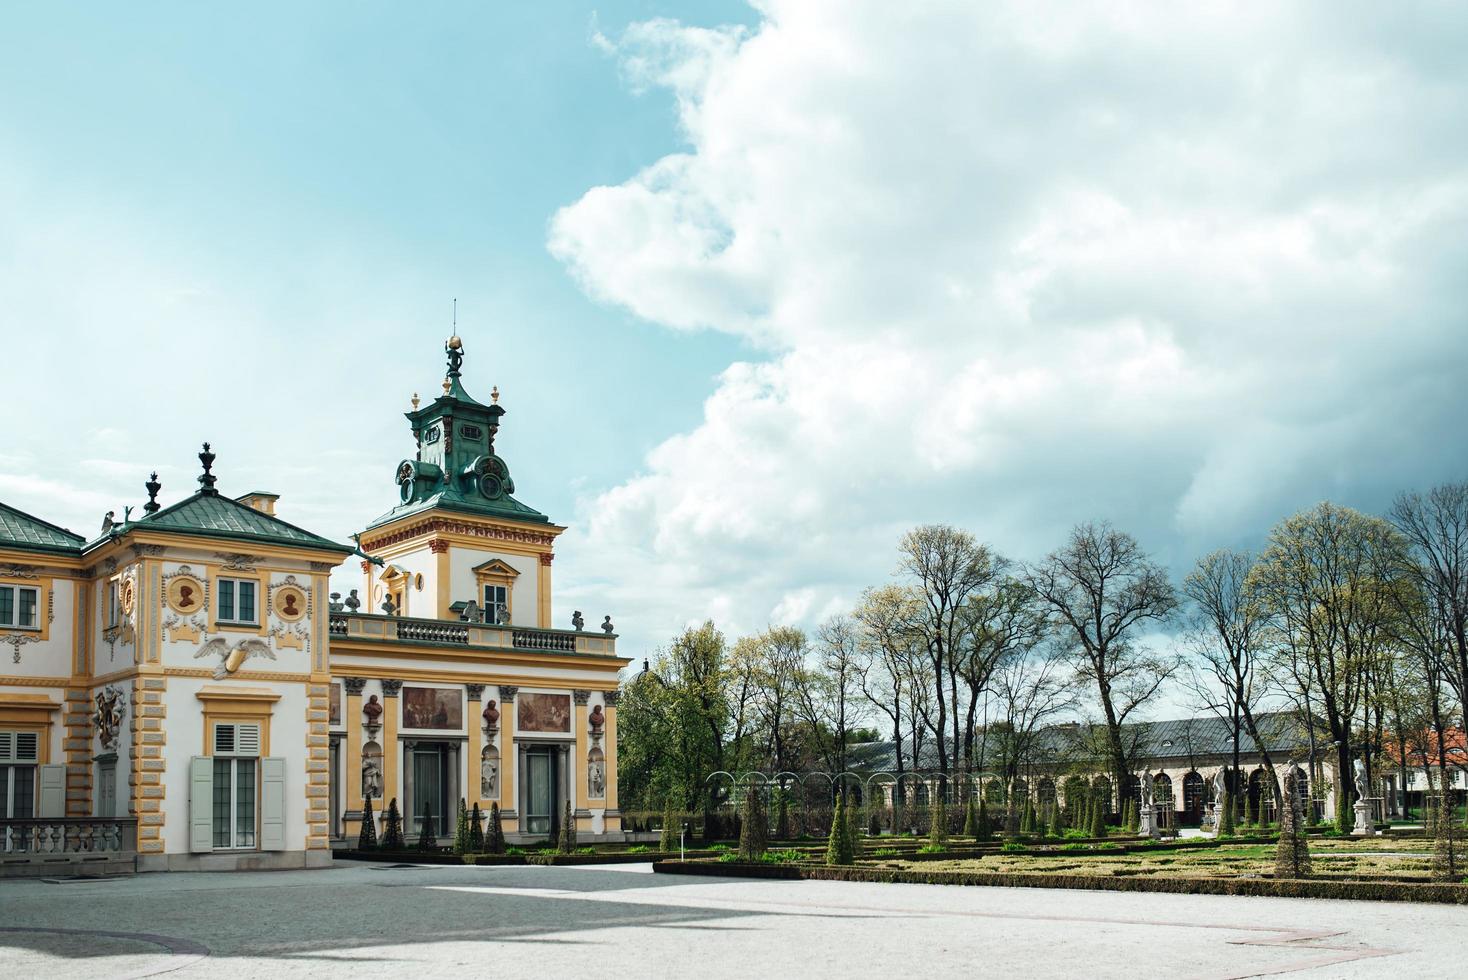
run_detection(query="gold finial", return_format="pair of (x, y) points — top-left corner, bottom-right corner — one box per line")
(442, 376), (452, 395)
(411, 392), (420, 410)
(491, 385), (500, 404)
(447, 335), (462, 351)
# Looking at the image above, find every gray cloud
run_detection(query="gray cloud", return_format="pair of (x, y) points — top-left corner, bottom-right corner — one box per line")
(551, 2), (1468, 671)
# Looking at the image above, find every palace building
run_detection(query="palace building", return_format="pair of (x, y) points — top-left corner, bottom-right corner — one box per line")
(0, 337), (628, 874)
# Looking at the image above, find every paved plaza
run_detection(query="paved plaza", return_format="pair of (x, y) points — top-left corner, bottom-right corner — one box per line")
(0, 862), (1461, 979)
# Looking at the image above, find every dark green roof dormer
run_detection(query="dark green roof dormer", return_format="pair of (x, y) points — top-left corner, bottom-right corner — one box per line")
(368, 337), (550, 531)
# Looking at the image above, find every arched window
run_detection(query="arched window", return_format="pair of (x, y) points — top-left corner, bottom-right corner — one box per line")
(1153, 772), (1173, 807)
(1092, 776), (1112, 812)
(1037, 777), (1056, 809)
(1182, 771), (1205, 821)
(1061, 775), (1087, 809)
(1248, 768), (1274, 821)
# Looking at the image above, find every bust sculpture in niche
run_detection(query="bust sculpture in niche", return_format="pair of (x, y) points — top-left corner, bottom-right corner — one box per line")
(363, 694), (383, 725)
(482, 699), (500, 731)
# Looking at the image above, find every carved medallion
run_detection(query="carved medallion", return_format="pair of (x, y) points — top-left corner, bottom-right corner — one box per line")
(273, 584), (308, 623)
(165, 575), (206, 615)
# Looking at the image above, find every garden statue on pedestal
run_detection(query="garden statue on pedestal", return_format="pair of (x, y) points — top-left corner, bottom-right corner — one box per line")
(1138, 768), (1159, 838)
(1351, 757), (1373, 836)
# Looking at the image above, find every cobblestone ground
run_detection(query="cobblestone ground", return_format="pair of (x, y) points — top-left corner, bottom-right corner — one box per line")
(0, 862), (1460, 979)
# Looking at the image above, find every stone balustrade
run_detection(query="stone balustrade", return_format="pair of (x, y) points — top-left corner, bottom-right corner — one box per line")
(0, 817), (138, 877)
(327, 611), (617, 657)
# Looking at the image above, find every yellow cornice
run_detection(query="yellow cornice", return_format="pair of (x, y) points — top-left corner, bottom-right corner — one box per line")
(0, 675), (74, 688)
(85, 531), (348, 569)
(328, 639), (629, 673)
(0, 692), (63, 709)
(359, 509), (565, 558)
(0, 549), (87, 574)
(326, 662), (620, 688)
(195, 686), (283, 706)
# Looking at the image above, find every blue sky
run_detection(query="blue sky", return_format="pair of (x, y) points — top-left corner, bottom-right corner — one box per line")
(4, 3), (1468, 717)
(0, 3), (752, 596)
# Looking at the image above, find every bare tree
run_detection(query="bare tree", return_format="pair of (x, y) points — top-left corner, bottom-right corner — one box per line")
(1183, 549), (1281, 813)
(1391, 482), (1468, 730)
(958, 576), (1050, 771)
(898, 525), (1004, 775)
(1026, 521), (1180, 801)
(793, 614), (867, 778)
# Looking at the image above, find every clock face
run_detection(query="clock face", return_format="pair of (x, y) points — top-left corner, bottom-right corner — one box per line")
(396, 461), (416, 502)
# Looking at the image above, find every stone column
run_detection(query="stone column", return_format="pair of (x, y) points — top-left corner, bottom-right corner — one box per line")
(603, 690), (619, 827)
(572, 690), (589, 820)
(499, 686), (517, 831)
(466, 684), (484, 808)
(402, 738), (416, 835)
(381, 679), (402, 813)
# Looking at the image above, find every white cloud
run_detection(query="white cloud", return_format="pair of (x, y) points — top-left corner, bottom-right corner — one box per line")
(551, 2), (1468, 672)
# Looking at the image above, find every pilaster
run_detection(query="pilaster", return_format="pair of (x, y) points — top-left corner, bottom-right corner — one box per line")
(381, 679), (401, 809)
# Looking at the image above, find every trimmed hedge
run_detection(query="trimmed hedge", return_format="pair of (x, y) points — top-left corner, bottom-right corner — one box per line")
(653, 859), (1468, 904)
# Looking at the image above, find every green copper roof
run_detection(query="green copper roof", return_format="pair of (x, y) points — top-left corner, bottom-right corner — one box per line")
(364, 488), (550, 532)
(133, 491), (353, 554)
(0, 501), (85, 555)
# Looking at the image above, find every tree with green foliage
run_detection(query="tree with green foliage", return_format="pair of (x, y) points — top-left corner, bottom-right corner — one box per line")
(1274, 772), (1311, 879)
(1250, 503), (1408, 832)
(468, 802), (485, 853)
(846, 795), (862, 855)
(416, 802), (437, 851)
(558, 800), (578, 854)
(1243, 791), (1255, 828)
(928, 795), (949, 847)
(963, 798), (978, 837)
(738, 786), (767, 861)
(357, 796), (378, 850)
(660, 797), (679, 852)
(1123, 799), (1138, 834)
(486, 802), (506, 854)
(868, 798), (884, 836)
(380, 797), (405, 851)
(1020, 796), (1036, 834)
(826, 796), (855, 865)
(1046, 803), (1062, 839)
(1219, 791), (1237, 836)
(1089, 796), (1106, 838)
(453, 798), (469, 855)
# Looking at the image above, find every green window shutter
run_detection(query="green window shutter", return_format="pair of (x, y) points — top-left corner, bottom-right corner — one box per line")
(190, 756), (215, 852)
(37, 764), (66, 817)
(260, 756), (286, 851)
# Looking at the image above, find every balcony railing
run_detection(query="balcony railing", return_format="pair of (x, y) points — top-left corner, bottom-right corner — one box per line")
(0, 817), (138, 876)
(327, 611), (618, 657)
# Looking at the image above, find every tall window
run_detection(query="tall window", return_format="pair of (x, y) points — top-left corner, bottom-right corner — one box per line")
(0, 585), (39, 630)
(212, 723), (259, 849)
(217, 578), (258, 625)
(0, 731), (40, 819)
(483, 585), (508, 625)
(106, 579), (121, 627)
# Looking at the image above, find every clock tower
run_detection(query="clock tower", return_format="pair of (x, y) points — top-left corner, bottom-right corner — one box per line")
(356, 337), (563, 625)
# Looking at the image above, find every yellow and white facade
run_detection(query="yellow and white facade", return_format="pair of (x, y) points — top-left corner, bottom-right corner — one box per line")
(0, 338), (627, 874)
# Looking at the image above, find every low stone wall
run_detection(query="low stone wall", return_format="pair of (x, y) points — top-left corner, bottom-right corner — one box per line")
(653, 860), (1468, 905)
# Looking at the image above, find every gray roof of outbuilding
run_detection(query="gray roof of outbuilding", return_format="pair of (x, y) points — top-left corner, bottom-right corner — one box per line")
(847, 711), (1312, 774)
